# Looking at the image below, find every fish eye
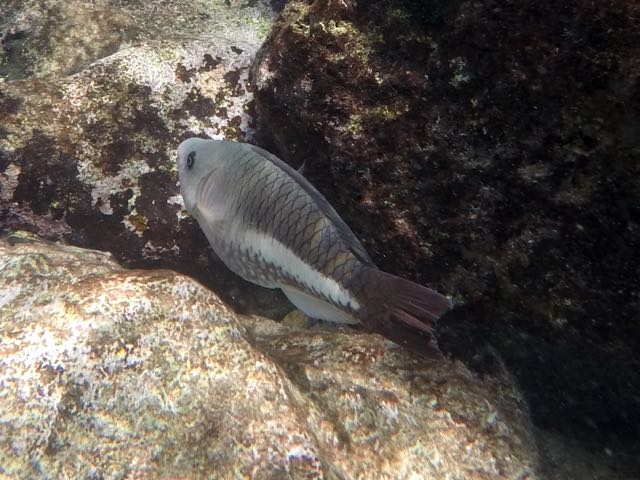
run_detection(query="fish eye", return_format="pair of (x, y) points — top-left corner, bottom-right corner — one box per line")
(186, 151), (196, 169)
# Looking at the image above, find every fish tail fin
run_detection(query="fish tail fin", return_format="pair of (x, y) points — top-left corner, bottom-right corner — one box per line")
(355, 267), (452, 354)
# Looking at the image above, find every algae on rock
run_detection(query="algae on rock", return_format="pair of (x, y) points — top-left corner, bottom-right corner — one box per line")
(0, 0), (291, 317)
(251, 0), (640, 469)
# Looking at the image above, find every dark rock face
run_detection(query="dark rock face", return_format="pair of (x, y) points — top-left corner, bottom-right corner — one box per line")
(251, 0), (640, 462)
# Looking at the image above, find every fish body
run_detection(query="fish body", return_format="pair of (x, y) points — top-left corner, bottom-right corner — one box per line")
(177, 138), (452, 342)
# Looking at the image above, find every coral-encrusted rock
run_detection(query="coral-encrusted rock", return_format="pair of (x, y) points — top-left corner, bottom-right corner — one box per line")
(251, 0), (640, 458)
(0, 0), (291, 316)
(0, 232), (542, 479)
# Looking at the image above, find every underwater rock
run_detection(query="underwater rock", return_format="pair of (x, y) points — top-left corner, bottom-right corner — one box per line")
(0, 0), (275, 80)
(0, 39), (254, 264)
(0, 0), (136, 80)
(251, 0), (640, 462)
(0, 0), (289, 316)
(0, 232), (542, 479)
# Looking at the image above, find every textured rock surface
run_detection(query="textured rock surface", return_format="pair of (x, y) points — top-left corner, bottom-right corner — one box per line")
(0, 232), (547, 479)
(0, 0), (274, 80)
(251, 0), (640, 462)
(0, 0), (290, 316)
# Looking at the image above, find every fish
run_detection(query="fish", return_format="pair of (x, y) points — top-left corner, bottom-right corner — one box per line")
(177, 137), (452, 352)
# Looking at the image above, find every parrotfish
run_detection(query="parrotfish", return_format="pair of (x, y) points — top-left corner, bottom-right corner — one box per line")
(177, 138), (452, 350)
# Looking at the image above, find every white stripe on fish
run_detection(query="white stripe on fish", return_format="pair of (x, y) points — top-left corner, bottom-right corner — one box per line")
(240, 228), (361, 312)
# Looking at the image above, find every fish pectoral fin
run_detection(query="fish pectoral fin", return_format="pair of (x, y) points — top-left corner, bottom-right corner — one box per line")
(281, 287), (359, 325)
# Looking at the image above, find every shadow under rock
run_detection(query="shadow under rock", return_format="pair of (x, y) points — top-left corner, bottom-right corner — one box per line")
(437, 303), (640, 475)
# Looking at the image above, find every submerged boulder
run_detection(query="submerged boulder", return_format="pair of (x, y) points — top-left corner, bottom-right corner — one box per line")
(0, 38), (254, 269)
(0, 232), (544, 479)
(251, 0), (640, 463)
(0, 0), (274, 80)
(0, 0), (290, 316)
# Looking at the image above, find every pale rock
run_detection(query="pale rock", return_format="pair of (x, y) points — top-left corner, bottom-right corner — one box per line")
(0, 232), (542, 479)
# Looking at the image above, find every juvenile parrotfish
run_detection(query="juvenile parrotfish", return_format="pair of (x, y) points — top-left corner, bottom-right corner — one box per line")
(177, 137), (452, 349)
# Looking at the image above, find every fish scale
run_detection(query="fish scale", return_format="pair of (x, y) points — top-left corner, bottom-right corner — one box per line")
(223, 153), (339, 286)
(224, 152), (351, 296)
(177, 138), (453, 352)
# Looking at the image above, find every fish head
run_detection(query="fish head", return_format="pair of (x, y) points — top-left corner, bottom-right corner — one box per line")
(177, 137), (224, 213)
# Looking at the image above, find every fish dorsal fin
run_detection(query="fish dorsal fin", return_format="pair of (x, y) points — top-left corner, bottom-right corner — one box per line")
(243, 143), (374, 266)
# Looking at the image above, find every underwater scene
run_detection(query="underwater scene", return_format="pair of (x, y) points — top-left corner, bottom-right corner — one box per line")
(0, 0), (638, 478)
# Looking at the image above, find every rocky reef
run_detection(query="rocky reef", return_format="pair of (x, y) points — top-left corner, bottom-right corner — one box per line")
(0, 232), (545, 479)
(0, 0), (291, 317)
(251, 0), (640, 467)
(1, 0), (639, 477)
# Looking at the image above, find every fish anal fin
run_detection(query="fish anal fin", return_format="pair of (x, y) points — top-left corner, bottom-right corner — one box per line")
(281, 286), (359, 325)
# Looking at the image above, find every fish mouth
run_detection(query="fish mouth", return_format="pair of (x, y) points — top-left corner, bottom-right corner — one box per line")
(179, 182), (197, 214)
(185, 169), (213, 213)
